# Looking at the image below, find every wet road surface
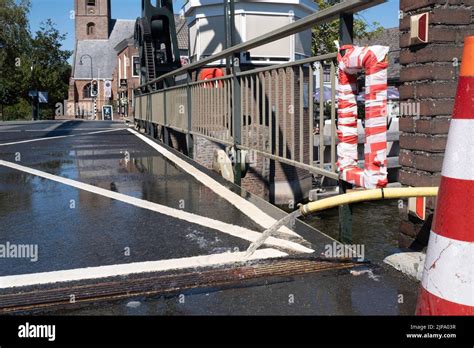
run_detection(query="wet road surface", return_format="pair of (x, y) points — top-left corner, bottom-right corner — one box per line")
(0, 120), (419, 315)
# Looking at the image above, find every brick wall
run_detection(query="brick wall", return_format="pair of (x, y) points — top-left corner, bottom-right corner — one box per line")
(75, 0), (110, 41)
(75, 16), (109, 41)
(192, 134), (272, 201)
(67, 79), (119, 120)
(114, 46), (140, 117)
(398, 0), (474, 248)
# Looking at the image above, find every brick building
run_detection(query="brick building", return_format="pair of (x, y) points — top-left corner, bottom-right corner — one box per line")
(67, 0), (188, 120)
(398, 0), (474, 249)
(112, 38), (139, 118)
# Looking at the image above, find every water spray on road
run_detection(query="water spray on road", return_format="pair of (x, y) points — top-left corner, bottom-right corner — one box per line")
(245, 210), (301, 258)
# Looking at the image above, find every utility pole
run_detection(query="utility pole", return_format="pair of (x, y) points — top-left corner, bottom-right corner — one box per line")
(338, 12), (354, 244)
(30, 64), (37, 121)
(0, 41), (4, 121)
(80, 54), (95, 119)
(227, 0), (243, 186)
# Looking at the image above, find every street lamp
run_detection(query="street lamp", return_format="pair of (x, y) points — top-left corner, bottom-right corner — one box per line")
(79, 54), (96, 119)
(30, 64), (38, 121)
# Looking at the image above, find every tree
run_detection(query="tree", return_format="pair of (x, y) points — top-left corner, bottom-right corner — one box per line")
(0, 0), (32, 108)
(0, 1), (71, 120)
(312, 0), (384, 56)
(30, 19), (72, 117)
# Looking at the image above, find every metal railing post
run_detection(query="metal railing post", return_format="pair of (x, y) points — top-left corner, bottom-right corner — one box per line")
(228, 0), (243, 186)
(163, 81), (170, 146)
(149, 93), (155, 138)
(232, 68), (242, 186)
(338, 11), (354, 243)
(186, 72), (193, 157)
(338, 180), (353, 244)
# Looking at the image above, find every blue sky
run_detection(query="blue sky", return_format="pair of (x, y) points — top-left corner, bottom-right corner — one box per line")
(28, 0), (399, 54)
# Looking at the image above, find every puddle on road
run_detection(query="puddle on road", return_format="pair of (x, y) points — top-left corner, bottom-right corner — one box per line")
(0, 134), (266, 232)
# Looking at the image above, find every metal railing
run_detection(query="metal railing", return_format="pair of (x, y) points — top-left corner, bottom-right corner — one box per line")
(134, 0), (386, 181)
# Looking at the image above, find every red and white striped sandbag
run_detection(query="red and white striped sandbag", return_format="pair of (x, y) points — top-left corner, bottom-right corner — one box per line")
(336, 45), (389, 189)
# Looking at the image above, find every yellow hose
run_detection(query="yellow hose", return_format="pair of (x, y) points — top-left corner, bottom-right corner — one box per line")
(299, 187), (439, 216)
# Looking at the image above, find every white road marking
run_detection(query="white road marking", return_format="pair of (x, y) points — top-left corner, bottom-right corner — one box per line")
(0, 249), (287, 289)
(128, 128), (302, 239)
(0, 160), (313, 254)
(0, 128), (125, 147)
(25, 128), (124, 132)
(0, 127), (122, 135)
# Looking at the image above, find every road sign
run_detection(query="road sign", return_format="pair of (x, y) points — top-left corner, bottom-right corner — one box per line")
(38, 91), (48, 104)
(102, 105), (113, 121)
(104, 80), (112, 98)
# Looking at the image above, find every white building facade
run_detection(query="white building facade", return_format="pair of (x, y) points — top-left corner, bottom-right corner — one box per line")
(184, 0), (317, 65)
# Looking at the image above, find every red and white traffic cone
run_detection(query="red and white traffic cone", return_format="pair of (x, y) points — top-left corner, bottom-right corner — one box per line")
(416, 36), (474, 315)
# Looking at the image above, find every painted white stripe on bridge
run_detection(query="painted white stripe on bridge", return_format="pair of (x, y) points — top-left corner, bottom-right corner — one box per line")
(128, 128), (301, 238)
(0, 128), (126, 147)
(24, 128), (124, 132)
(0, 249), (287, 289)
(441, 119), (474, 181)
(0, 128), (121, 133)
(0, 160), (313, 254)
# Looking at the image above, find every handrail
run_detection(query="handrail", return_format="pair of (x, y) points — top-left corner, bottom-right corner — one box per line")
(140, 53), (338, 90)
(235, 53), (337, 78)
(138, 0), (385, 90)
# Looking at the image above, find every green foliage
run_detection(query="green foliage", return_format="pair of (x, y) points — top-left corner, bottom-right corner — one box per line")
(31, 19), (72, 112)
(312, 0), (385, 56)
(2, 98), (32, 121)
(0, 1), (71, 120)
(0, 0), (32, 106)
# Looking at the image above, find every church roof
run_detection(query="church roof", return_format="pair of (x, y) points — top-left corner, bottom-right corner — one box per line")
(73, 16), (189, 80)
(73, 19), (135, 79)
(175, 15), (188, 52)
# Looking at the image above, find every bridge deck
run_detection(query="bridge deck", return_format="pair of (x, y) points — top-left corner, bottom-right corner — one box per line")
(0, 120), (418, 315)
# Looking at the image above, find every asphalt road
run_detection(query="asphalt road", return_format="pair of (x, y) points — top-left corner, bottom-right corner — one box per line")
(0, 120), (420, 315)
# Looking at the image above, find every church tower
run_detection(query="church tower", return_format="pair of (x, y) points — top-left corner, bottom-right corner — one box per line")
(75, 0), (111, 41)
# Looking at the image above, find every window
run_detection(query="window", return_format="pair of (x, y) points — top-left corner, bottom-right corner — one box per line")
(83, 83), (92, 99)
(118, 57), (122, 80)
(123, 56), (128, 79)
(87, 0), (96, 6)
(87, 23), (95, 36)
(132, 56), (140, 77)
